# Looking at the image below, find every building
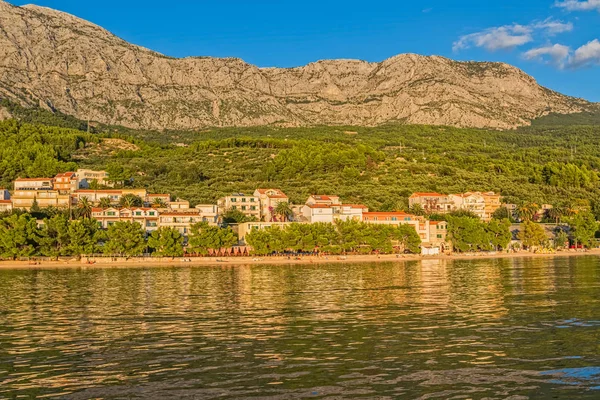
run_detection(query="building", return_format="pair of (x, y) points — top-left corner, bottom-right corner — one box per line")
(73, 188), (147, 205)
(409, 193), (454, 213)
(14, 177), (53, 191)
(167, 199), (190, 210)
(12, 178), (71, 210)
(91, 207), (159, 232)
(450, 192), (501, 222)
(428, 220), (449, 250)
(53, 172), (78, 193)
(147, 194), (171, 206)
(301, 202), (368, 223)
(158, 212), (206, 235)
(302, 204), (335, 223)
(254, 189), (289, 222)
(217, 193), (260, 220)
(76, 169), (111, 187)
(306, 195), (341, 206)
(0, 200), (12, 213)
(238, 222), (294, 243)
(195, 204), (220, 224)
(362, 212), (431, 243)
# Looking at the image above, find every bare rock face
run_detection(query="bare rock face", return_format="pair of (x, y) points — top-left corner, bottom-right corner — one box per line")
(0, 1), (592, 130)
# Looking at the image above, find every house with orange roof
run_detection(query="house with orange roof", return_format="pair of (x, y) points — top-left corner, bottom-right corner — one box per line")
(53, 172), (78, 193)
(254, 188), (289, 222)
(306, 195), (341, 206)
(408, 192), (454, 213)
(449, 191), (501, 222)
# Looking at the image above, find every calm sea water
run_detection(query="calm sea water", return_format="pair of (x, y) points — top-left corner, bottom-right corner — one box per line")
(1, 257), (600, 399)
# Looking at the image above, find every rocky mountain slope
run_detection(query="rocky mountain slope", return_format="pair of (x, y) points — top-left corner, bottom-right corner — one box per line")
(0, 0), (593, 130)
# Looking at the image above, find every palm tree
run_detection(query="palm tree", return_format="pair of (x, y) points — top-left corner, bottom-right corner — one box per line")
(517, 203), (539, 222)
(99, 197), (112, 209)
(77, 197), (93, 219)
(547, 207), (565, 225)
(119, 193), (142, 209)
(152, 198), (167, 208)
(274, 202), (294, 222)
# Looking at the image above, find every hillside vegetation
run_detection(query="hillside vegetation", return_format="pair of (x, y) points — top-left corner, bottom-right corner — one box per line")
(2, 113), (600, 215)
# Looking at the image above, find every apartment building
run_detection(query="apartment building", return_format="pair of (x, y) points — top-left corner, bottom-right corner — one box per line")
(450, 192), (501, 222)
(53, 172), (79, 193)
(254, 188), (289, 222)
(238, 222), (294, 243)
(158, 212), (206, 235)
(0, 200), (12, 213)
(73, 189), (148, 205)
(91, 207), (159, 232)
(195, 204), (220, 224)
(362, 212), (431, 243)
(0, 188), (9, 200)
(76, 169), (111, 187)
(12, 178), (70, 210)
(217, 193), (260, 220)
(409, 192), (455, 213)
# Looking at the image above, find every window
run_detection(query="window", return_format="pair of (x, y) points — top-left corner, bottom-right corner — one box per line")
(231, 198), (237, 202)
(374, 217), (378, 221)
(404, 217), (411, 221)
(242, 198), (246, 203)
(149, 212), (155, 216)
(251, 206), (256, 211)
(232, 206), (237, 210)
(250, 198), (255, 202)
(437, 234), (443, 239)
(242, 206), (247, 211)
(107, 212), (116, 216)
(135, 211), (142, 216)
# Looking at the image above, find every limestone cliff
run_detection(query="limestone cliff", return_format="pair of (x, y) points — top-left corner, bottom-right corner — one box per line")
(0, 1), (592, 130)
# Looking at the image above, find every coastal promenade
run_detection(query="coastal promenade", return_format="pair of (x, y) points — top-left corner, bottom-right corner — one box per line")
(1, 248), (599, 269)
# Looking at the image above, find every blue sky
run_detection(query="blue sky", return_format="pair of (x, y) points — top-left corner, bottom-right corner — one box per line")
(10, 0), (600, 101)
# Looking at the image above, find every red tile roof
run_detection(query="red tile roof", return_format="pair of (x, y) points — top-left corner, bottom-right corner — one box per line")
(409, 192), (445, 198)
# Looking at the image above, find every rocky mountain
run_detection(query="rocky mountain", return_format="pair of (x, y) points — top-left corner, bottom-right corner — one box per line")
(0, 0), (594, 130)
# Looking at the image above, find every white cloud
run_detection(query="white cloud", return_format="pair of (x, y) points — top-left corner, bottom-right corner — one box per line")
(531, 19), (574, 34)
(453, 25), (533, 52)
(569, 39), (600, 68)
(523, 40), (600, 69)
(453, 19), (573, 52)
(555, 0), (600, 12)
(523, 44), (572, 67)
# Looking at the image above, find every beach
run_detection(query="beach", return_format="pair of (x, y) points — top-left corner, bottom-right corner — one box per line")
(1, 249), (599, 269)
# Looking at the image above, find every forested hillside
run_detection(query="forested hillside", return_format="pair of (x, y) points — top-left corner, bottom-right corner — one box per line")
(2, 116), (600, 215)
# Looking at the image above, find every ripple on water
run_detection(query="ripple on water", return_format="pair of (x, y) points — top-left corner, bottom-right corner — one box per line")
(0, 258), (599, 398)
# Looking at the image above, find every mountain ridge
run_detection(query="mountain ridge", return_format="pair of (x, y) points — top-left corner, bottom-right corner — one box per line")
(0, 0), (595, 130)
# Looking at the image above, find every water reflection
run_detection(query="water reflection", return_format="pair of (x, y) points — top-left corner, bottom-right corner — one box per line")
(0, 256), (599, 398)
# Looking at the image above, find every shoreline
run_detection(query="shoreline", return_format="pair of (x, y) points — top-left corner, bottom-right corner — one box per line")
(1, 249), (599, 269)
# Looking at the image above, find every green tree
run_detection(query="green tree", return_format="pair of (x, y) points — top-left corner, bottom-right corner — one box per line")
(221, 208), (256, 224)
(273, 201), (294, 222)
(517, 203), (539, 222)
(152, 197), (167, 209)
(447, 216), (488, 252)
(99, 197), (113, 209)
(38, 214), (72, 259)
(567, 211), (599, 248)
(77, 197), (93, 219)
(103, 221), (146, 257)
(554, 228), (569, 249)
(188, 222), (238, 255)
(0, 214), (41, 260)
(408, 204), (425, 216)
(486, 219), (512, 251)
(68, 218), (103, 258)
(148, 227), (184, 258)
(518, 221), (547, 250)
(492, 206), (511, 221)
(119, 193), (143, 209)
(394, 224), (422, 254)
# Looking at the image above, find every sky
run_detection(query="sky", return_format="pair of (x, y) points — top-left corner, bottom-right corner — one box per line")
(10, 0), (600, 102)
